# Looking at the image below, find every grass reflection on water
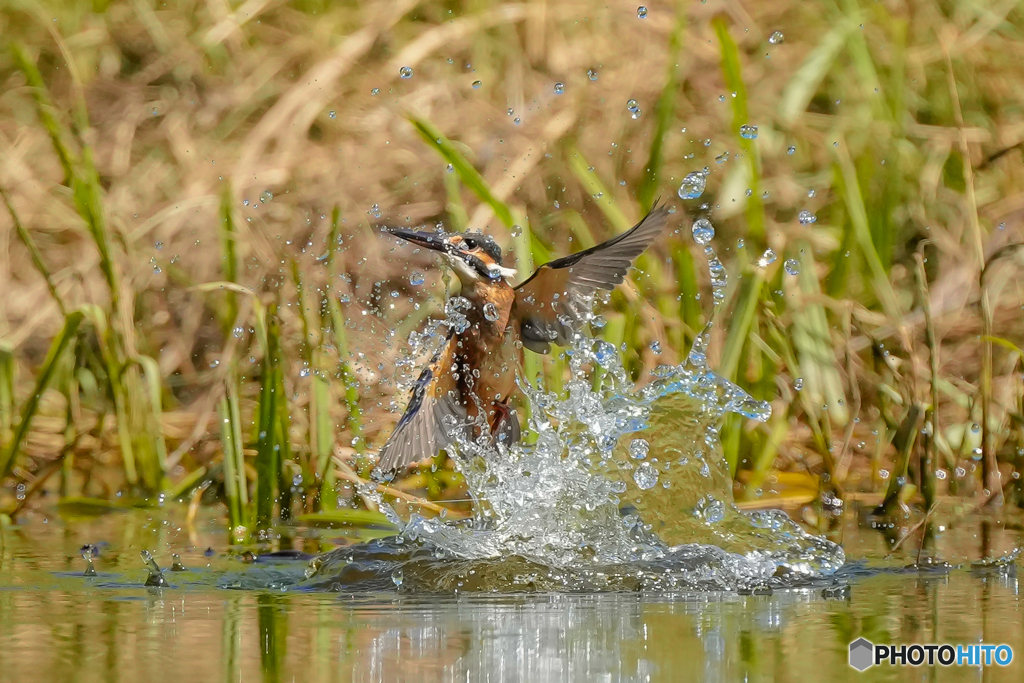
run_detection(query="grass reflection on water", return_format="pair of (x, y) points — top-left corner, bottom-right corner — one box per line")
(0, 510), (1021, 683)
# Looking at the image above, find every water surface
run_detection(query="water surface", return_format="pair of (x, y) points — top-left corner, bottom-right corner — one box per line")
(1, 509), (1020, 683)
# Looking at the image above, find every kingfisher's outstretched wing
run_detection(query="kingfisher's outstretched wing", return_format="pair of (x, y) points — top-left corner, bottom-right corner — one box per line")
(514, 203), (669, 353)
(376, 330), (468, 473)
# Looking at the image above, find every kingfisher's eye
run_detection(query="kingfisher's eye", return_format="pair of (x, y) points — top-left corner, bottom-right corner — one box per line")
(463, 237), (477, 249)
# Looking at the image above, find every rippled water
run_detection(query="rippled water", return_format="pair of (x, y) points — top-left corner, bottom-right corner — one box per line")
(1, 510), (1021, 682)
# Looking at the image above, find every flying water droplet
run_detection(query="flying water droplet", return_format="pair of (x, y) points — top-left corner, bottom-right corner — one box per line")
(328, 110), (336, 119)
(678, 171), (707, 200)
(593, 340), (617, 367)
(553, 82), (565, 94)
(399, 66), (413, 79)
(629, 438), (650, 460)
(633, 462), (659, 489)
(371, 87), (380, 95)
(472, 80), (482, 89)
(587, 68), (599, 81)
(784, 258), (800, 276)
(410, 272), (425, 286)
(637, 6), (648, 18)
(691, 218), (715, 245)
(787, 145), (796, 155)
(798, 210), (817, 225)
(510, 224), (523, 237)
(626, 99), (639, 112)
(769, 31), (784, 44)
(391, 568), (404, 588)
(649, 340), (662, 355)
(259, 190), (273, 203)
(369, 204), (382, 219)
(739, 124), (759, 140)
(758, 248), (777, 267)
(794, 377), (804, 391)
(482, 302), (500, 322)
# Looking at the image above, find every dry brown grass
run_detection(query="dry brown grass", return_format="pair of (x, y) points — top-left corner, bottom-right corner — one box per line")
(1, 0), (1024, 519)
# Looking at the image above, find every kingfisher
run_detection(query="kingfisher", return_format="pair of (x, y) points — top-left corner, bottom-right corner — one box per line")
(376, 203), (669, 473)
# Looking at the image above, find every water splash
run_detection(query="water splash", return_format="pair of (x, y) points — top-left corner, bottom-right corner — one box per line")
(308, 216), (843, 592)
(141, 550), (168, 587)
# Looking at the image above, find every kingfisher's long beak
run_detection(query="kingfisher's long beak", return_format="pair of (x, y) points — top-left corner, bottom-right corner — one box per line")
(384, 227), (452, 254)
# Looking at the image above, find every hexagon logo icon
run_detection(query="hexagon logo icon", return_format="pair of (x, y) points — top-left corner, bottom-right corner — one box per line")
(849, 638), (874, 671)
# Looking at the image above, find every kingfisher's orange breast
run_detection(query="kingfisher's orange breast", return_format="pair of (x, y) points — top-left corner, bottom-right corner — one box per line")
(456, 281), (521, 423)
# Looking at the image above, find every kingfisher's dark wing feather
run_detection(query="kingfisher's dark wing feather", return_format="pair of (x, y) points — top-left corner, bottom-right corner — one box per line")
(514, 202), (669, 353)
(376, 331), (467, 473)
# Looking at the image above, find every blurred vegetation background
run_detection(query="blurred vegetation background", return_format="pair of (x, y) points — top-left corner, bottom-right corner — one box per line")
(1, 0), (1023, 537)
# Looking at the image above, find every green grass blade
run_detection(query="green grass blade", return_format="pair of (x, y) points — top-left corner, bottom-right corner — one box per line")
(719, 269), (764, 383)
(1, 187), (68, 315)
(294, 509), (398, 530)
(311, 354), (336, 509)
(443, 170), (469, 232)
(290, 258), (324, 490)
(165, 464), (207, 502)
(10, 43), (77, 182)
(218, 378), (248, 537)
(275, 367), (293, 521)
(254, 304), (281, 530)
(16, 44), (122, 317)
(128, 354), (169, 489)
(0, 343), (15, 449)
(790, 247), (849, 425)
(78, 304), (137, 484)
(325, 206), (342, 271)
(834, 142), (902, 320)
(672, 244), (702, 341)
(638, 12), (687, 210)
(218, 393), (244, 530)
(0, 311), (83, 483)
(840, 0), (887, 121)
(564, 211), (597, 249)
(326, 295), (365, 461)
(566, 146), (630, 231)
(713, 17), (764, 242)
(324, 218), (364, 462)
(778, 22), (853, 126)
(219, 181), (239, 332)
(406, 112), (515, 227)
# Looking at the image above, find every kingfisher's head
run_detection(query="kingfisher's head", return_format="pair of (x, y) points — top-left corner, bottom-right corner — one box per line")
(384, 227), (517, 284)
